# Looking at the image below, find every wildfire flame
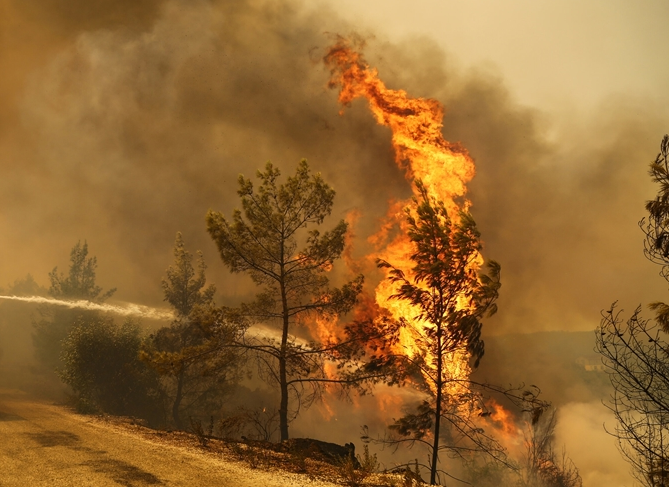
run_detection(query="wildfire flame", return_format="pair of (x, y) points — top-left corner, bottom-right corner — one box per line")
(487, 399), (521, 437)
(324, 38), (482, 381)
(324, 38), (474, 216)
(320, 38), (523, 446)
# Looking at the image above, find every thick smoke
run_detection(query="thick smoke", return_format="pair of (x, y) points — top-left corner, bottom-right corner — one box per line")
(556, 402), (630, 487)
(2, 0), (666, 331)
(1, 1), (667, 484)
(1, 0), (410, 307)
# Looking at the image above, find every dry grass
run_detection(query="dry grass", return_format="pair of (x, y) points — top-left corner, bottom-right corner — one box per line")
(92, 414), (423, 486)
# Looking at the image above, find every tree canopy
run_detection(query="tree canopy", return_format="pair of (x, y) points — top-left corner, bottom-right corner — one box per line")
(33, 241), (115, 370)
(206, 160), (371, 441)
(141, 233), (241, 429)
(596, 134), (669, 486)
(48, 241), (116, 302)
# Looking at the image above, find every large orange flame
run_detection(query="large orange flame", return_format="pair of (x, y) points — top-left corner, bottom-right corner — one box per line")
(324, 38), (474, 215)
(324, 38), (481, 385)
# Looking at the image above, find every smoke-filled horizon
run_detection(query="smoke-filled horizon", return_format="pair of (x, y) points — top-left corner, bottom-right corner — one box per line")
(1, 0), (666, 338)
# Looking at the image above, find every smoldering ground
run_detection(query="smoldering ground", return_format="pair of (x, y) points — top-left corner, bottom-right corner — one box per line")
(0, 0), (667, 485)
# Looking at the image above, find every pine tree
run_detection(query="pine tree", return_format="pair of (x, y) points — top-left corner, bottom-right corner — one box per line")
(206, 160), (367, 441)
(33, 241), (115, 370)
(142, 233), (240, 429)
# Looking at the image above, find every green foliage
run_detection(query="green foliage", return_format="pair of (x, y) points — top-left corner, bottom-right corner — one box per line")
(33, 307), (92, 371)
(206, 160), (361, 321)
(142, 233), (243, 429)
(48, 241), (116, 301)
(161, 232), (215, 318)
(58, 317), (163, 423)
(33, 241), (115, 371)
(206, 160), (366, 441)
(142, 304), (244, 429)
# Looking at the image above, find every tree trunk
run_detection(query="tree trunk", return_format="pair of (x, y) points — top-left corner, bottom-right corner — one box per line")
(173, 367), (185, 429)
(430, 326), (443, 485)
(279, 354), (289, 441)
(279, 261), (290, 442)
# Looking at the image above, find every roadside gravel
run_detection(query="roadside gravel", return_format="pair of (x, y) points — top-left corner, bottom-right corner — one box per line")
(0, 388), (340, 487)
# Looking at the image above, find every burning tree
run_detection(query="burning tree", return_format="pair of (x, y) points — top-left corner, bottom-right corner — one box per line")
(596, 135), (669, 487)
(377, 181), (502, 485)
(323, 39), (551, 484)
(206, 160), (393, 441)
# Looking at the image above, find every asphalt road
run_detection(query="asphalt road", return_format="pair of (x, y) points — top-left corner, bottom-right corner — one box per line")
(0, 389), (334, 487)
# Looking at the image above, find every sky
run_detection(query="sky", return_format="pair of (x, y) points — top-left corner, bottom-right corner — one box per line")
(0, 0), (668, 336)
(320, 0), (669, 114)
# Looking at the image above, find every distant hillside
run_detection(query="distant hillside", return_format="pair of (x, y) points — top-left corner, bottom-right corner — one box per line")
(472, 331), (611, 407)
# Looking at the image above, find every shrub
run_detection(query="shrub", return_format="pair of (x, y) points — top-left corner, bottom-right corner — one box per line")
(337, 444), (379, 487)
(58, 317), (163, 424)
(218, 406), (280, 442)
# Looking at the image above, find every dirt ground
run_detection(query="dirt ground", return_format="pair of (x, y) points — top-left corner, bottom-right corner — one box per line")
(0, 388), (342, 487)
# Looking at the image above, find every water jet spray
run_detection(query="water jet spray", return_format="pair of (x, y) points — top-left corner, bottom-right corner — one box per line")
(0, 295), (174, 321)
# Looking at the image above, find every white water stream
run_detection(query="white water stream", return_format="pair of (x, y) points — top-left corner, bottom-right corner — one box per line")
(0, 295), (174, 320)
